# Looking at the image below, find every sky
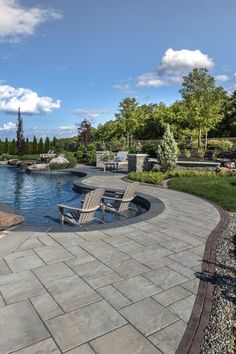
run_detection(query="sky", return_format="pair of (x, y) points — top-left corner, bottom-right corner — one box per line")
(0, 0), (235, 140)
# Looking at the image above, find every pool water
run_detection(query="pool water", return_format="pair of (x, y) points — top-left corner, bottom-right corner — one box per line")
(0, 166), (145, 227)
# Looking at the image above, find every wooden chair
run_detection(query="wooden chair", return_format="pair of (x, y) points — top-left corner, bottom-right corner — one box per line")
(58, 187), (105, 226)
(102, 182), (139, 214)
(103, 151), (128, 172)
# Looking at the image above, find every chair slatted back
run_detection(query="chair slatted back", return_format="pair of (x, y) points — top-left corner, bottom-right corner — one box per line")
(79, 187), (105, 223)
(117, 182), (139, 212)
(116, 151), (128, 161)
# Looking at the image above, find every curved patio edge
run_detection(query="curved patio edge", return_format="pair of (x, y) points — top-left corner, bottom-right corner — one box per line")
(176, 205), (230, 354)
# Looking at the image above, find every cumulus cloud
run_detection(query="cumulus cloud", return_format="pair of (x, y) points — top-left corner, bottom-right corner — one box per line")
(0, 121), (16, 131)
(112, 83), (135, 93)
(59, 125), (77, 131)
(73, 108), (112, 120)
(136, 73), (167, 88)
(159, 48), (214, 75)
(215, 74), (229, 82)
(0, 0), (62, 42)
(0, 84), (60, 115)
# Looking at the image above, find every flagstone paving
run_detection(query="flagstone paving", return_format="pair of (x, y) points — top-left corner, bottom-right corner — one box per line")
(0, 170), (221, 353)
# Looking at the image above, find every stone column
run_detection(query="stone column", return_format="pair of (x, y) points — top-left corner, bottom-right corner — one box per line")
(96, 151), (109, 169)
(128, 154), (148, 172)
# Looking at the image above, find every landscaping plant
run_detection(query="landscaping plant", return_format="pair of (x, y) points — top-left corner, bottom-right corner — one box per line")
(157, 125), (178, 171)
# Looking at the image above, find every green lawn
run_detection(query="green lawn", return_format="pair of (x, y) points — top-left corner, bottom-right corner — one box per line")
(168, 176), (236, 211)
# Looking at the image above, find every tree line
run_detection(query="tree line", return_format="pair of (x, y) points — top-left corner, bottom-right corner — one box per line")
(0, 136), (56, 155)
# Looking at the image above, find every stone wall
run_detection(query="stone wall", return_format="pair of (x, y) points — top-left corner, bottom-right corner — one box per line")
(128, 154), (148, 172)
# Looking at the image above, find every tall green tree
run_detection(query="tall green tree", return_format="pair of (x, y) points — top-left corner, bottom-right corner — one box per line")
(215, 90), (236, 137)
(44, 137), (50, 152)
(115, 98), (139, 146)
(180, 68), (225, 150)
(24, 138), (30, 155)
(4, 138), (9, 153)
(38, 137), (44, 153)
(10, 139), (16, 155)
(32, 136), (38, 154)
(16, 108), (25, 156)
(0, 139), (2, 155)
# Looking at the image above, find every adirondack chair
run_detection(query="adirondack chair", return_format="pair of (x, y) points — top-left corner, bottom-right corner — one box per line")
(103, 151), (128, 172)
(102, 182), (139, 214)
(58, 187), (105, 226)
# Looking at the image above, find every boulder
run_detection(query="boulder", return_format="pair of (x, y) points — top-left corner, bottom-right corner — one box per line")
(27, 163), (50, 171)
(0, 161), (8, 165)
(216, 166), (236, 174)
(49, 156), (69, 166)
(8, 159), (21, 166)
(0, 211), (24, 231)
(223, 161), (236, 169)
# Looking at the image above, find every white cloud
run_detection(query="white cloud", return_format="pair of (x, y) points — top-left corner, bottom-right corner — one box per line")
(0, 121), (16, 131)
(0, 0), (62, 42)
(112, 83), (135, 93)
(136, 73), (167, 88)
(215, 74), (229, 82)
(159, 48), (214, 74)
(0, 84), (60, 114)
(59, 125), (77, 131)
(73, 108), (111, 120)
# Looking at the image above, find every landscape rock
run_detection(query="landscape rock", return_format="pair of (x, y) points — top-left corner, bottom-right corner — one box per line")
(0, 211), (24, 231)
(0, 161), (8, 165)
(49, 156), (69, 166)
(27, 163), (50, 171)
(216, 167), (236, 174)
(223, 161), (236, 169)
(8, 159), (21, 166)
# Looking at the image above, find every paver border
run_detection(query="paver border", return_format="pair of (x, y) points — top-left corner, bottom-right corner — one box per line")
(176, 205), (230, 354)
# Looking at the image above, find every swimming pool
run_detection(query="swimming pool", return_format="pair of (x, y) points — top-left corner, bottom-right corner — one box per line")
(0, 166), (145, 227)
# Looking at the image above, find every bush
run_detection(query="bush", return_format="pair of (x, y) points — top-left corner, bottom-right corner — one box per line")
(184, 149), (191, 158)
(168, 170), (216, 178)
(178, 141), (188, 150)
(87, 142), (97, 151)
(76, 150), (84, 160)
(157, 126), (178, 171)
(208, 139), (233, 151)
(128, 171), (165, 185)
(77, 144), (87, 153)
(111, 136), (127, 151)
(65, 152), (77, 168)
(197, 149), (205, 159)
(101, 151), (115, 162)
(141, 143), (158, 158)
(87, 151), (96, 164)
(0, 153), (10, 161)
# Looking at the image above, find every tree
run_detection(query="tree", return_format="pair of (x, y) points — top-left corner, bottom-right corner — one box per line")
(115, 98), (139, 146)
(10, 139), (16, 155)
(44, 137), (50, 152)
(32, 136), (38, 154)
(38, 137), (44, 153)
(4, 138), (9, 153)
(215, 90), (236, 137)
(16, 107), (25, 156)
(78, 119), (92, 145)
(24, 138), (30, 155)
(157, 125), (178, 171)
(0, 139), (2, 155)
(180, 68), (225, 150)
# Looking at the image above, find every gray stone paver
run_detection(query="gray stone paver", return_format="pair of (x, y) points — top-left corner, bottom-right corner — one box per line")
(90, 324), (162, 354)
(119, 298), (178, 336)
(0, 301), (49, 354)
(12, 338), (60, 353)
(0, 170), (220, 354)
(46, 300), (127, 352)
(113, 275), (162, 302)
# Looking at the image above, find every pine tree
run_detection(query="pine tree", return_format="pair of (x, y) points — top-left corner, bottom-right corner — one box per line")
(157, 125), (178, 172)
(4, 138), (9, 153)
(24, 138), (30, 155)
(38, 137), (44, 153)
(32, 136), (38, 154)
(0, 139), (2, 155)
(16, 107), (25, 156)
(44, 137), (50, 152)
(10, 139), (16, 155)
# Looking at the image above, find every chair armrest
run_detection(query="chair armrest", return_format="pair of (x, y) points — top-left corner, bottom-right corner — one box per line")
(57, 204), (83, 212)
(101, 196), (123, 201)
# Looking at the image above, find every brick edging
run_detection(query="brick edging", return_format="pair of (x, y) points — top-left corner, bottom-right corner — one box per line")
(176, 206), (230, 354)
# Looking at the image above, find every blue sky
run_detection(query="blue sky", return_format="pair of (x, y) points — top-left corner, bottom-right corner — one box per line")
(0, 0), (235, 140)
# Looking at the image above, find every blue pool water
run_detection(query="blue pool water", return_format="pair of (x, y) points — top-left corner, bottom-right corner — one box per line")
(0, 166), (144, 227)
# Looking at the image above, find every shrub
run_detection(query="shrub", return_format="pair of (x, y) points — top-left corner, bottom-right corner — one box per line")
(208, 139), (233, 151)
(101, 151), (115, 162)
(0, 153), (10, 161)
(76, 150), (84, 160)
(77, 143), (87, 152)
(111, 136), (127, 151)
(168, 170), (216, 178)
(64, 152), (77, 168)
(178, 141), (188, 150)
(141, 143), (158, 158)
(128, 171), (165, 185)
(157, 125), (178, 171)
(87, 151), (96, 164)
(212, 149), (220, 161)
(87, 142), (97, 151)
(184, 149), (191, 158)
(197, 149), (205, 159)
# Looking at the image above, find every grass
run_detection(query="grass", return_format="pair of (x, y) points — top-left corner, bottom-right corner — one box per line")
(168, 176), (236, 211)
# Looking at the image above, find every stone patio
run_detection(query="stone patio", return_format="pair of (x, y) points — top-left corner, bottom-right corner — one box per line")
(0, 170), (221, 353)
